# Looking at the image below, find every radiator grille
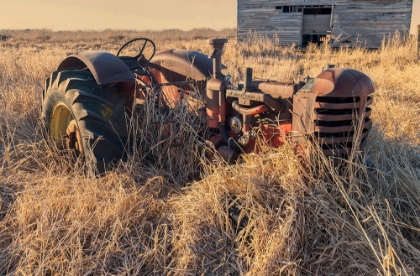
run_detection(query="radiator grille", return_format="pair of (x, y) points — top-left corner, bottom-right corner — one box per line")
(313, 96), (373, 158)
(290, 68), (375, 165)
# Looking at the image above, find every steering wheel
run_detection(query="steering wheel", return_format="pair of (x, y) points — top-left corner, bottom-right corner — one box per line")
(116, 38), (156, 62)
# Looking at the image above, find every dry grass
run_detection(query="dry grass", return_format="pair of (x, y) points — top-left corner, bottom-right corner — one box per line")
(0, 29), (419, 275)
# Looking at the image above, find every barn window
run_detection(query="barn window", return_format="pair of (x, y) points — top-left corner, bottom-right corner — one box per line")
(303, 7), (332, 15)
(276, 5), (301, 13)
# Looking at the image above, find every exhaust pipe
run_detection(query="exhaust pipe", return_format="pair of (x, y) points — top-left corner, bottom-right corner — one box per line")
(206, 38), (239, 150)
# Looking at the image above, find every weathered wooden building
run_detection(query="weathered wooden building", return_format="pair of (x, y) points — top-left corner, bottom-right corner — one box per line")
(237, 0), (413, 48)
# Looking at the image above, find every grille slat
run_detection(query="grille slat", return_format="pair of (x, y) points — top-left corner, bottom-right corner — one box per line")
(316, 96), (360, 103)
(314, 102), (361, 109)
(314, 118), (372, 132)
(315, 125), (354, 133)
(317, 130), (370, 144)
(316, 108), (371, 122)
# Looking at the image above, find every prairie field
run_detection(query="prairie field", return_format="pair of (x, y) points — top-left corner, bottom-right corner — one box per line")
(0, 28), (419, 275)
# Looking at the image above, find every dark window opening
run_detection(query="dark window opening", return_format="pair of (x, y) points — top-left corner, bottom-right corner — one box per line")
(276, 5), (301, 13)
(278, 5), (332, 13)
(303, 7), (332, 15)
(302, 34), (328, 47)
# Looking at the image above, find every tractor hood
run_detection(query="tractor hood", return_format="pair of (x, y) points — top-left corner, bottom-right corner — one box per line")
(150, 49), (227, 81)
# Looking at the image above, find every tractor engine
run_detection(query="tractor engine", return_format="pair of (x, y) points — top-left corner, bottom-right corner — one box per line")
(205, 39), (374, 164)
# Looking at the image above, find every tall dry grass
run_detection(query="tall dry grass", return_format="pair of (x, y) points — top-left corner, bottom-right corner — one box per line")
(0, 29), (419, 275)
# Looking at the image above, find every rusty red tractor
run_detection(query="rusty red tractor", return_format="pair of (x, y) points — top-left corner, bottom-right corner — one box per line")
(42, 38), (374, 173)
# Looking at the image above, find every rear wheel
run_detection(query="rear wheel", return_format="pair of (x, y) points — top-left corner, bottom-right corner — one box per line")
(42, 69), (131, 174)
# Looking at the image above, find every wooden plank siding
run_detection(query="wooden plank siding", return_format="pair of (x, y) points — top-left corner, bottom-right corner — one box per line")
(238, 1), (335, 45)
(331, 1), (412, 48)
(237, 0), (413, 48)
(303, 14), (331, 33)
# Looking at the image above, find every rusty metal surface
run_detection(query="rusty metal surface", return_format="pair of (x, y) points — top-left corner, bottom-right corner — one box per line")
(58, 51), (135, 85)
(312, 69), (374, 100)
(312, 69), (374, 96)
(217, 145), (239, 163)
(151, 49), (225, 81)
(311, 69), (374, 126)
(315, 108), (372, 122)
(208, 134), (223, 149)
(232, 101), (268, 123)
(311, 68), (374, 159)
(209, 39), (228, 79)
(151, 68), (183, 107)
(232, 102), (269, 117)
(226, 89), (285, 112)
(206, 78), (227, 129)
(314, 120), (372, 133)
(250, 80), (300, 99)
(319, 131), (369, 145)
(65, 119), (84, 155)
(291, 68), (374, 162)
(205, 134), (224, 159)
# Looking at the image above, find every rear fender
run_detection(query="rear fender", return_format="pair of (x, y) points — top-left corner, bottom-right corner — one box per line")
(58, 51), (135, 85)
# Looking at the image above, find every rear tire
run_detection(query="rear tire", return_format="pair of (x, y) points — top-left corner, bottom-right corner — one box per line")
(42, 69), (131, 174)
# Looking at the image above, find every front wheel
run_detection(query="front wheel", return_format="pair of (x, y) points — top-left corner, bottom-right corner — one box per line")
(42, 69), (131, 174)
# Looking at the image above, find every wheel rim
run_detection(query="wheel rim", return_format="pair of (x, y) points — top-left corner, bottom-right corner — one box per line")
(50, 103), (84, 156)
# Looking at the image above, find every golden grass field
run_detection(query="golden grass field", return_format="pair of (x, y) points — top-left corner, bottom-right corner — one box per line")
(0, 28), (419, 275)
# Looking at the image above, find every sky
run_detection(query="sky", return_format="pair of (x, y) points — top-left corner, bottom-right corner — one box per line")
(0, 0), (419, 33)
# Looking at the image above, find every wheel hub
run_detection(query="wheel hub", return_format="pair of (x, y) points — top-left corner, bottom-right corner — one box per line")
(50, 103), (84, 156)
(65, 120), (84, 155)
